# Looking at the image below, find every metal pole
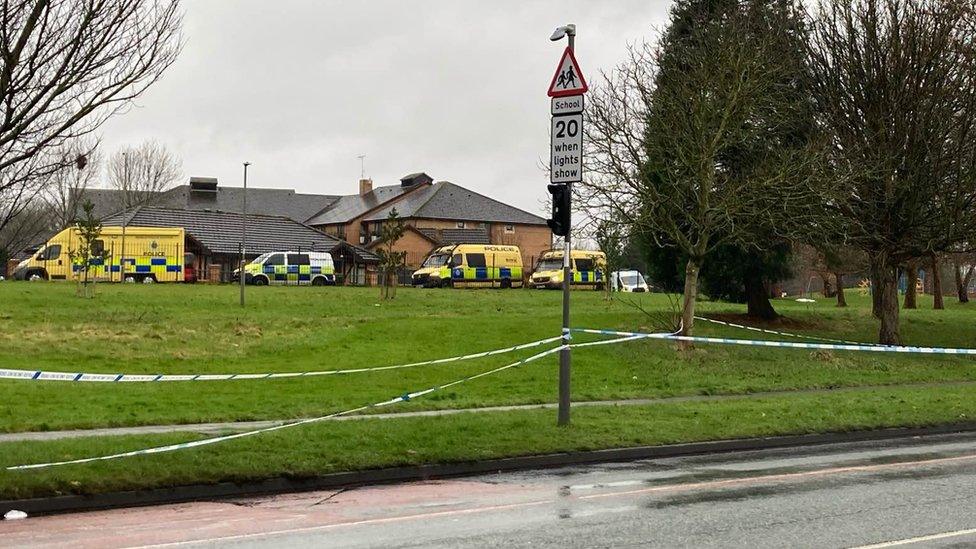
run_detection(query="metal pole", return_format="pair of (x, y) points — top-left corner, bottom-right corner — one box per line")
(240, 162), (250, 307)
(557, 26), (576, 427)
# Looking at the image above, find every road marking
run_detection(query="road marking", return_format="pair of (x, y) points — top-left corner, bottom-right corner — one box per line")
(127, 499), (554, 548)
(848, 527), (976, 548)
(577, 452), (976, 500)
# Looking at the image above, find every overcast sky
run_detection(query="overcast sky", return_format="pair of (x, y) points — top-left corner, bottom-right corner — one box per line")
(98, 1), (672, 215)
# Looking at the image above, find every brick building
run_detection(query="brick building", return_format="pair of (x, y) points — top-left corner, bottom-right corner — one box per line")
(307, 173), (551, 270)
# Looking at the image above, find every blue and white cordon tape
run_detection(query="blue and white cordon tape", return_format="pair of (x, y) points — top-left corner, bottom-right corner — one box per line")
(0, 336), (563, 383)
(7, 344), (566, 470)
(693, 315), (880, 346)
(574, 328), (976, 355)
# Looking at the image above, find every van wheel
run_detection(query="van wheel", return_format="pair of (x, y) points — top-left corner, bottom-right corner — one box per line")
(124, 275), (136, 283)
(26, 269), (47, 281)
(312, 276), (326, 286)
(441, 278), (453, 288)
(142, 275), (157, 284)
(253, 276), (268, 286)
(500, 278), (512, 289)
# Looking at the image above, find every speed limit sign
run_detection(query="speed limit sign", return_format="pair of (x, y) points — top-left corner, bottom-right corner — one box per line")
(550, 112), (582, 184)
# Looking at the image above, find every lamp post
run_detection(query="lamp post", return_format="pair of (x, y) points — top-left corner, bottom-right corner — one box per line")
(240, 161), (250, 307)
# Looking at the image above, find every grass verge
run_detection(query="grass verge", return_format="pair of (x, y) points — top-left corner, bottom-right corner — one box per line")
(2, 284), (975, 432)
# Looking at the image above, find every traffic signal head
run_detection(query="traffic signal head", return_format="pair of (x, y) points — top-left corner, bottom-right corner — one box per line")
(547, 183), (570, 236)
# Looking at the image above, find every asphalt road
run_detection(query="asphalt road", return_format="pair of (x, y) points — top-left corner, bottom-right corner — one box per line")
(6, 432), (976, 548)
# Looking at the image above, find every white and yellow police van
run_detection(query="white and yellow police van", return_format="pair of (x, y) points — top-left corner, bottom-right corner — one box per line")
(237, 251), (335, 286)
(12, 226), (187, 283)
(530, 249), (607, 290)
(412, 244), (524, 288)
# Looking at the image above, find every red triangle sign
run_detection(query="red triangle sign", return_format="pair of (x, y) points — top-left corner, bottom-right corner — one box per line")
(547, 47), (588, 97)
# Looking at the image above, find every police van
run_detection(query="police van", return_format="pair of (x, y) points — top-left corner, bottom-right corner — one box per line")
(412, 244), (523, 288)
(529, 250), (606, 290)
(12, 226), (187, 283)
(237, 251), (335, 286)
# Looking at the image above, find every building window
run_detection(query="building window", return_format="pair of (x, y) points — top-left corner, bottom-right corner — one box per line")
(456, 221), (466, 229)
(504, 224), (515, 234)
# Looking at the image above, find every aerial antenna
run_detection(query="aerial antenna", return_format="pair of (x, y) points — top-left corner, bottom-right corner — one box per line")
(357, 154), (366, 179)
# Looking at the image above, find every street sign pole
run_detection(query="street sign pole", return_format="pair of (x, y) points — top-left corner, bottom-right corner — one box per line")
(548, 25), (586, 427)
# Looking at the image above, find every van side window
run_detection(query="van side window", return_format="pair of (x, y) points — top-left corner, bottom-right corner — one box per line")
(265, 254), (285, 266)
(466, 253), (486, 268)
(41, 245), (61, 261)
(451, 254), (462, 267)
(575, 258), (595, 272)
(287, 254), (309, 265)
(92, 240), (105, 256)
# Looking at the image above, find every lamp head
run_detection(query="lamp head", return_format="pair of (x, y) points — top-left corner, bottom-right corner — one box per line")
(550, 24), (576, 42)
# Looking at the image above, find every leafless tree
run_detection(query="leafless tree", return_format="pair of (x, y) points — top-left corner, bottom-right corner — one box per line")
(41, 138), (101, 230)
(0, 0), (182, 264)
(582, 0), (831, 336)
(804, 0), (976, 343)
(106, 140), (181, 277)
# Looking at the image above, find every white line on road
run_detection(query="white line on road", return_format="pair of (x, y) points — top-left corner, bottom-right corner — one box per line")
(848, 527), (976, 548)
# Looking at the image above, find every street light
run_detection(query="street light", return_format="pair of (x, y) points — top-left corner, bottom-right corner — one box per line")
(240, 161), (250, 307)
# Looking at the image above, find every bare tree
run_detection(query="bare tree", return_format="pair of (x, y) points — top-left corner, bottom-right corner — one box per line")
(106, 140), (181, 278)
(582, 0), (830, 336)
(0, 1), (182, 176)
(41, 138), (101, 230)
(0, 1), (182, 265)
(804, 0), (976, 343)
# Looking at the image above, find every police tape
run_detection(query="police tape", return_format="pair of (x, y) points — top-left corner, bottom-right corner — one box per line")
(693, 315), (879, 346)
(573, 328), (976, 355)
(0, 336), (564, 383)
(7, 344), (566, 470)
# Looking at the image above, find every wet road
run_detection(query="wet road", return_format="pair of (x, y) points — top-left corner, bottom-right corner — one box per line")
(6, 432), (976, 548)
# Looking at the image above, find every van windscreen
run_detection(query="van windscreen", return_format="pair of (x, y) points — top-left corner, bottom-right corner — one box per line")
(422, 254), (450, 268)
(536, 258), (562, 271)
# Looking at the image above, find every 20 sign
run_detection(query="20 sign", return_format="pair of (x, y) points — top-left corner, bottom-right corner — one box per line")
(550, 112), (583, 184)
(554, 117), (580, 139)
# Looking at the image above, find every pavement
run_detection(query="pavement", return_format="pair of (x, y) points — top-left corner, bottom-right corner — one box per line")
(5, 431), (976, 547)
(5, 380), (976, 443)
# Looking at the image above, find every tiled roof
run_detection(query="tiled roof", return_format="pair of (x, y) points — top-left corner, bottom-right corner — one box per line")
(362, 182), (546, 225)
(78, 185), (340, 224)
(102, 207), (342, 256)
(304, 184), (416, 225)
(155, 185), (339, 222)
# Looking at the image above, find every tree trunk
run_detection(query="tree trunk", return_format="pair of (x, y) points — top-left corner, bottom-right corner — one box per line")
(835, 272), (847, 307)
(680, 258), (701, 337)
(870, 264), (883, 319)
(958, 264), (974, 304)
(903, 261), (918, 309)
(821, 274), (834, 298)
(745, 275), (778, 320)
(931, 253), (944, 310)
(876, 261), (901, 345)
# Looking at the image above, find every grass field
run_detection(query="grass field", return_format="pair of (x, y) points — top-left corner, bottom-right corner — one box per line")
(0, 281), (974, 500)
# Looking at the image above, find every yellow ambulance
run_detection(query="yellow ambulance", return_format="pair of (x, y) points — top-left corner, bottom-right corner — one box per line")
(412, 244), (524, 288)
(12, 226), (187, 283)
(530, 249), (607, 290)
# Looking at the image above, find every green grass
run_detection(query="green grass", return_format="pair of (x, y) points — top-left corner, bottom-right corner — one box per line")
(1, 282), (975, 501)
(1, 283), (975, 433)
(3, 383), (976, 500)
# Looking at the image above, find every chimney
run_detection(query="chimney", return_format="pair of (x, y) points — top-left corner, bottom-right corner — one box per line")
(359, 178), (373, 195)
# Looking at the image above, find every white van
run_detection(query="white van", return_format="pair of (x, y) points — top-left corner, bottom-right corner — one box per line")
(235, 251), (335, 286)
(610, 270), (649, 293)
